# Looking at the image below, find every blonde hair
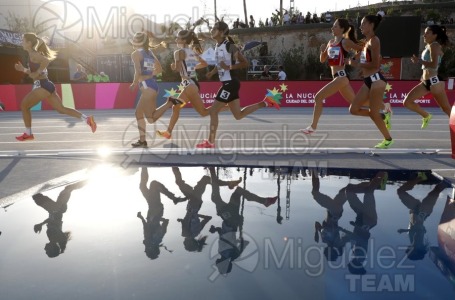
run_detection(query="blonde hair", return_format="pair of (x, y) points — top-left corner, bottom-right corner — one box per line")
(23, 33), (57, 60)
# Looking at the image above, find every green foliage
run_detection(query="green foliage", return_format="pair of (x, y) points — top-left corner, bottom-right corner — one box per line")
(302, 50), (330, 80)
(277, 46), (305, 80)
(277, 46), (330, 80)
(160, 51), (181, 82)
(426, 9), (441, 22)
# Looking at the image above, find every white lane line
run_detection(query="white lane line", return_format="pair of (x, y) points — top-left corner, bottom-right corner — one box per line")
(0, 147), (450, 158)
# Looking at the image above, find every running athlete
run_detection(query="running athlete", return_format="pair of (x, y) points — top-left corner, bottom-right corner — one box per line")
(14, 33), (96, 141)
(301, 19), (364, 135)
(403, 25), (450, 128)
(196, 21), (280, 149)
(156, 30), (211, 140)
(129, 32), (175, 147)
(349, 15), (393, 149)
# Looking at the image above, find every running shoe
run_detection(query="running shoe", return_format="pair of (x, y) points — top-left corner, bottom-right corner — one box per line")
(131, 140), (148, 148)
(196, 139), (215, 148)
(167, 97), (184, 106)
(383, 112), (392, 130)
(264, 97), (280, 110)
(15, 133), (34, 141)
(87, 116), (97, 133)
(416, 171), (428, 181)
(264, 196), (278, 207)
(156, 130), (171, 139)
(378, 172), (388, 190)
(374, 139), (394, 149)
(301, 126), (315, 135)
(421, 114), (432, 129)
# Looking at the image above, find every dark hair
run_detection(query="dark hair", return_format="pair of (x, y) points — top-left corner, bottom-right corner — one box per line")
(364, 14), (382, 31)
(427, 25), (449, 46)
(213, 21), (235, 43)
(177, 30), (203, 54)
(337, 18), (357, 44)
(23, 33), (57, 60)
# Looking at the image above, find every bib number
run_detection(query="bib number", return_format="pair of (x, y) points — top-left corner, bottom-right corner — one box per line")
(337, 70), (346, 77)
(370, 73), (380, 82)
(219, 89), (231, 100)
(33, 80), (41, 90)
(430, 76), (440, 85)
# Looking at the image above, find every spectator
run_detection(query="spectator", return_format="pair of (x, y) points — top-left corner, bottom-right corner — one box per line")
(92, 73), (101, 83)
(73, 64), (87, 82)
(86, 73), (94, 82)
(99, 72), (110, 82)
(325, 12), (332, 23)
(306, 12), (312, 24)
(249, 15), (255, 28)
(297, 12), (304, 24)
(265, 18), (269, 27)
(291, 14), (297, 24)
(278, 66), (287, 80)
(233, 18), (239, 29)
(261, 65), (272, 80)
(251, 58), (259, 71)
(283, 10), (290, 25)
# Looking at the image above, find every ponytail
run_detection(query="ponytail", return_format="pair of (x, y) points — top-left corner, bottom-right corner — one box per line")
(347, 25), (358, 44)
(23, 33), (57, 60)
(428, 25), (449, 46)
(364, 14), (382, 31)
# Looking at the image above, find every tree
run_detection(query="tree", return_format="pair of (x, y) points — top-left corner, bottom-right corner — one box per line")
(1, 11), (44, 33)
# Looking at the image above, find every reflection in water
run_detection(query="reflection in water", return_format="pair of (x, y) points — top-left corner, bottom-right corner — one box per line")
(32, 180), (87, 258)
(312, 169), (349, 262)
(137, 167), (185, 260)
(208, 167), (277, 275)
(173, 167), (212, 252)
(397, 172), (447, 260)
(343, 172), (385, 275)
(2, 166), (454, 299)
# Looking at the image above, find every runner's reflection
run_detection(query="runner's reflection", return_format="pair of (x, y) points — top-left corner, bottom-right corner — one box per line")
(137, 167), (185, 260)
(208, 167), (277, 275)
(32, 180), (87, 258)
(343, 172), (387, 274)
(172, 167), (212, 252)
(311, 169), (349, 261)
(397, 172), (448, 260)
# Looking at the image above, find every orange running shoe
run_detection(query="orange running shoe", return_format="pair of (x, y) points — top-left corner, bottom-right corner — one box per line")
(87, 116), (97, 133)
(156, 130), (172, 139)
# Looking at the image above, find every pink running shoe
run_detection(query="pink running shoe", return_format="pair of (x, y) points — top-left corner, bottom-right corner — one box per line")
(196, 139), (215, 148)
(300, 126), (315, 135)
(16, 133), (34, 141)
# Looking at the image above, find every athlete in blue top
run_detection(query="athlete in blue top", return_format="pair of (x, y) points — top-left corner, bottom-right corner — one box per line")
(14, 33), (96, 141)
(404, 25), (450, 129)
(129, 32), (175, 147)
